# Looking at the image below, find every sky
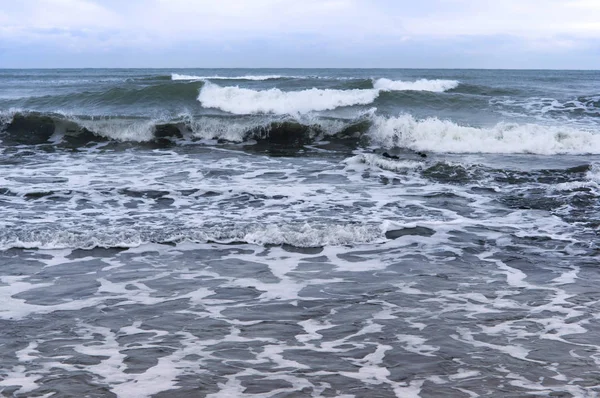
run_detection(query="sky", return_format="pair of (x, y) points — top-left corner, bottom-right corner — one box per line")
(0, 0), (599, 69)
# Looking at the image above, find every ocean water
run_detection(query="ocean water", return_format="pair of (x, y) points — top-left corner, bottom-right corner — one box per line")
(0, 68), (599, 397)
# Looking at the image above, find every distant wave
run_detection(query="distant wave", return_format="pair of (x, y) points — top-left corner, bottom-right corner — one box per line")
(197, 82), (380, 115)
(173, 74), (461, 92)
(172, 73), (287, 81)
(373, 78), (459, 93)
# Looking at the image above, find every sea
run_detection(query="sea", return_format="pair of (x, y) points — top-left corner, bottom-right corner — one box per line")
(0, 68), (599, 397)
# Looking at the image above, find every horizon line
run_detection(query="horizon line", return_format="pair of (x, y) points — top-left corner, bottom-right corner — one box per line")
(1, 67), (599, 71)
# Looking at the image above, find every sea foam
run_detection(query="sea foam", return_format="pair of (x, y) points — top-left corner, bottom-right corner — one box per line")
(368, 115), (600, 155)
(587, 163), (600, 183)
(0, 223), (386, 251)
(198, 82), (380, 115)
(345, 153), (422, 172)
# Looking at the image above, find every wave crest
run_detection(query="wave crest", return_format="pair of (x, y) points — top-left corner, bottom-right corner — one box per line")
(4, 111), (600, 155)
(197, 82), (380, 115)
(196, 78), (459, 115)
(373, 78), (459, 92)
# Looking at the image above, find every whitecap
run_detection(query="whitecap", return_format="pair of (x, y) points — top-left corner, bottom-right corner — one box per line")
(198, 82), (380, 115)
(368, 114), (600, 155)
(344, 153), (422, 171)
(172, 73), (285, 81)
(374, 78), (459, 92)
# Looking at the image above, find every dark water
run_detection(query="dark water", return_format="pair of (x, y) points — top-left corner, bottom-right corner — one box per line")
(1, 69), (600, 397)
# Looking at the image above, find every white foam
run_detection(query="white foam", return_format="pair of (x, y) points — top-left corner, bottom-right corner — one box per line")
(0, 276), (105, 320)
(453, 327), (543, 363)
(374, 78), (459, 92)
(551, 267), (579, 285)
(448, 369), (481, 381)
(0, 108), (18, 125)
(172, 73), (285, 81)
(0, 223), (386, 251)
(491, 95), (600, 125)
(345, 153), (422, 172)
(180, 113), (347, 142)
(0, 365), (41, 395)
(182, 114), (263, 142)
(555, 162), (600, 192)
(236, 223), (385, 247)
(397, 334), (440, 357)
(198, 82), (380, 115)
(368, 114), (600, 154)
(296, 319), (333, 343)
(587, 162), (600, 183)
(77, 118), (156, 142)
(195, 78), (458, 115)
(393, 380), (425, 398)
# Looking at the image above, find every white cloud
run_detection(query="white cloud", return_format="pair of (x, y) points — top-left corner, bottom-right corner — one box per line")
(0, 0), (598, 67)
(1, 0), (599, 44)
(401, 0), (600, 38)
(0, 0), (389, 50)
(117, 0), (405, 44)
(1, 0), (122, 30)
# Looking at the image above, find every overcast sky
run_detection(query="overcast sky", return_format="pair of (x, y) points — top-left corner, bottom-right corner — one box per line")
(0, 0), (599, 68)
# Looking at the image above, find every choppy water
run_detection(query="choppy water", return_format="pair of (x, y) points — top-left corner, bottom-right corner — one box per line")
(1, 69), (600, 397)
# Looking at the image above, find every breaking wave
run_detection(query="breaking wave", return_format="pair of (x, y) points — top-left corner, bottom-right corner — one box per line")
(0, 222), (387, 250)
(198, 82), (380, 115)
(373, 78), (459, 92)
(345, 153), (423, 171)
(368, 115), (600, 155)
(196, 78), (460, 115)
(2, 111), (600, 155)
(4, 77), (464, 116)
